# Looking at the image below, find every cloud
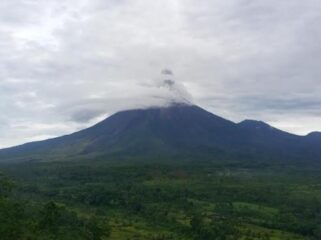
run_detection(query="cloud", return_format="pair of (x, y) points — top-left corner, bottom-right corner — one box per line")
(1, 0), (321, 148)
(161, 69), (174, 76)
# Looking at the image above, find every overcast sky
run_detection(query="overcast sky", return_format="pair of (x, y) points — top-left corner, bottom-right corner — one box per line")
(1, 0), (321, 148)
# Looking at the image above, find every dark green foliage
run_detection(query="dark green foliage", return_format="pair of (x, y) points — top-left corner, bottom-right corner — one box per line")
(85, 216), (111, 240)
(0, 172), (111, 240)
(1, 159), (321, 239)
(0, 173), (14, 197)
(0, 173), (24, 240)
(0, 198), (24, 239)
(190, 203), (239, 240)
(37, 201), (83, 239)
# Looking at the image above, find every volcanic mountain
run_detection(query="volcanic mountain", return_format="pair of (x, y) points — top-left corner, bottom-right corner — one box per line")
(0, 103), (320, 163)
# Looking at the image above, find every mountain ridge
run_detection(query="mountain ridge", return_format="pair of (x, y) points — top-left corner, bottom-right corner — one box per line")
(0, 104), (320, 163)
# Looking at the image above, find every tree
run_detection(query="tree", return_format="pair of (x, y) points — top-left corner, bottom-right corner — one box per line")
(85, 216), (111, 240)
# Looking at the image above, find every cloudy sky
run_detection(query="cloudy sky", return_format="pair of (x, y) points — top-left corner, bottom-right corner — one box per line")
(1, 0), (321, 148)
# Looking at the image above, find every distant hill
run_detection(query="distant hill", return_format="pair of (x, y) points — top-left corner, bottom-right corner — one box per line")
(0, 103), (320, 163)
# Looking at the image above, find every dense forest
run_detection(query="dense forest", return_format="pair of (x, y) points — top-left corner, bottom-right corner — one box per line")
(1, 157), (321, 240)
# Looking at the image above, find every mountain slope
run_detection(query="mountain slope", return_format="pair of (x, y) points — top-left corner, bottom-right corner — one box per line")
(0, 104), (320, 162)
(0, 104), (238, 161)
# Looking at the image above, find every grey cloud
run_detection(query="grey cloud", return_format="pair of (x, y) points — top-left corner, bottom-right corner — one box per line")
(161, 69), (174, 76)
(204, 95), (321, 115)
(1, 0), (321, 147)
(70, 109), (106, 123)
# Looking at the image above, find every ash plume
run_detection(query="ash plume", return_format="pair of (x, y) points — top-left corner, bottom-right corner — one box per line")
(158, 69), (193, 105)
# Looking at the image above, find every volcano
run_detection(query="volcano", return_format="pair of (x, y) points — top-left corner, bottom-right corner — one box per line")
(0, 103), (320, 163)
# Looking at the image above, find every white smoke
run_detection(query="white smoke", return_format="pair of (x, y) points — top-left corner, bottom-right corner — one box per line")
(62, 69), (194, 125)
(155, 69), (193, 105)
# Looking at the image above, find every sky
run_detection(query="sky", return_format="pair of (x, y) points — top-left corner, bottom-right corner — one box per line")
(1, 0), (321, 148)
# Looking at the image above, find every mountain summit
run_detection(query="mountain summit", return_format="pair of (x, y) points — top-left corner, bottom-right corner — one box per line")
(0, 104), (320, 163)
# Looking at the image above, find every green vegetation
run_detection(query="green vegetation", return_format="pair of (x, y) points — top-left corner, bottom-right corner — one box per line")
(1, 158), (321, 239)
